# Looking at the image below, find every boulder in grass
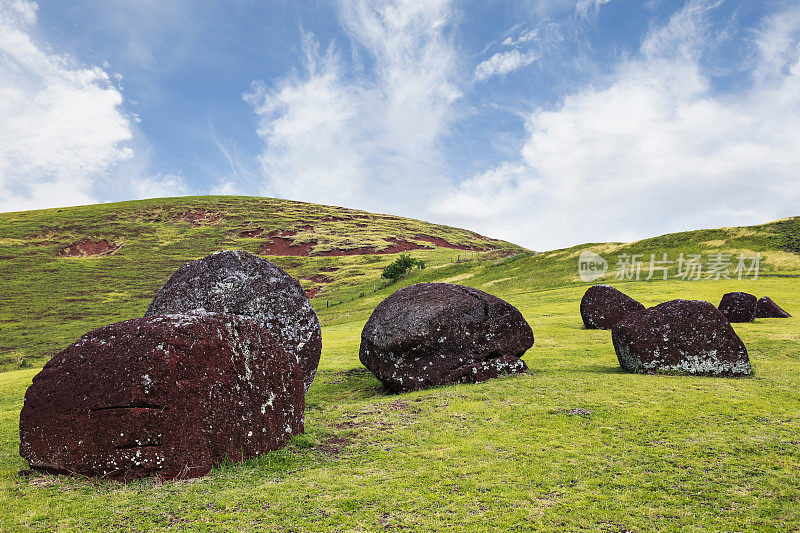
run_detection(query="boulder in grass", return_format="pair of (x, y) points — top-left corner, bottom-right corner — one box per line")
(359, 283), (534, 393)
(612, 299), (751, 377)
(718, 291), (757, 323)
(580, 284), (645, 330)
(19, 313), (304, 481)
(755, 297), (791, 318)
(145, 250), (321, 393)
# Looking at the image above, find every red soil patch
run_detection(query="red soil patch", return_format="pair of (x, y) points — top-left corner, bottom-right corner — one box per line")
(317, 240), (430, 256)
(59, 239), (121, 257)
(258, 226), (318, 256)
(302, 274), (333, 283)
(239, 228), (264, 238)
(259, 231), (494, 257)
(171, 209), (222, 226)
(260, 237), (315, 256)
(414, 235), (484, 251)
(305, 288), (321, 299)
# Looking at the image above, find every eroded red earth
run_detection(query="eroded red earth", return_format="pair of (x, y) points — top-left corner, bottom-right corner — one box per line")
(59, 239), (121, 257)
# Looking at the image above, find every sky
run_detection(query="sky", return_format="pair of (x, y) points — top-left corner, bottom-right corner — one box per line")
(1, 0), (799, 250)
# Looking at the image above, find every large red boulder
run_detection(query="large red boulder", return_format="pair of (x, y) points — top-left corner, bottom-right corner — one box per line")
(145, 250), (321, 393)
(19, 313), (304, 481)
(580, 284), (645, 330)
(612, 300), (751, 377)
(359, 283), (534, 393)
(755, 297), (791, 318)
(718, 291), (757, 323)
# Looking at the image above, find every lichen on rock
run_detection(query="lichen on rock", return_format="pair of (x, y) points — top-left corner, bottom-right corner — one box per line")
(359, 283), (534, 393)
(612, 299), (751, 377)
(19, 313), (304, 481)
(145, 250), (322, 393)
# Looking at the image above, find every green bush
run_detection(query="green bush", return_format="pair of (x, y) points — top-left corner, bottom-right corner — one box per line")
(381, 254), (425, 280)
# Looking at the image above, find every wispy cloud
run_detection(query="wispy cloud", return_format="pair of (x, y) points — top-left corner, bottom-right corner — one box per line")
(475, 49), (538, 81)
(436, 0), (800, 250)
(0, 0), (185, 212)
(246, 0), (460, 214)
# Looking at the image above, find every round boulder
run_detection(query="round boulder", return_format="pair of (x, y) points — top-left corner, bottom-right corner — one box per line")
(359, 283), (534, 393)
(718, 291), (757, 323)
(145, 250), (321, 393)
(19, 313), (304, 481)
(755, 297), (791, 318)
(580, 284), (646, 329)
(612, 299), (751, 376)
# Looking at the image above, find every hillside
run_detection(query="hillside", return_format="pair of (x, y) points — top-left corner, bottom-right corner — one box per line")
(1, 196), (798, 372)
(1, 198), (799, 531)
(0, 196), (522, 371)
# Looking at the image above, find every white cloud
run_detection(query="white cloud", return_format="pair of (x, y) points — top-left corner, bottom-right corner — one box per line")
(246, 0), (460, 214)
(436, 1), (800, 250)
(0, 0), (183, 212)
(475, 49), (538, 81)
(502, 28), (538, 47)
(0, 0), (133, 211)
(128, 173), (188, 199)
(575, 0), (613, 19)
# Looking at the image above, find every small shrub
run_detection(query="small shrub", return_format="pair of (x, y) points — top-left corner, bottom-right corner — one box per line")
(381, 254), (425, 280)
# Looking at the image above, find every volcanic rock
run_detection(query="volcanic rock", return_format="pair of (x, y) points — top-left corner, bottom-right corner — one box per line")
(19, 313), (304, 481)
(755, 297), (791, 318)
(718, 291), (757, 323)
(359, 283), (534, 393)
(612, 299), (751, 376)
(145, 250), (321, 393)
(580, 284), (646, 329)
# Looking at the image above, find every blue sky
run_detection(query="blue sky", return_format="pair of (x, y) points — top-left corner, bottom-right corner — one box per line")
(1, 0), (799, 250)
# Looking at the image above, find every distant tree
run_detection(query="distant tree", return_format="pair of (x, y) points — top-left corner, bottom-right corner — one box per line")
(381, 254), (425, 280)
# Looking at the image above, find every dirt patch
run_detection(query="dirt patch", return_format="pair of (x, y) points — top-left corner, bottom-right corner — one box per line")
(317, 239), (430, 256)
(260, 237), (316, 256)
(305, 288), (321, 299)
(260, 233), (492, 257)
(414, 235), (484, 251)
(170, 209), (222, 226)
(59, 239), (121, 257)
(302, 274), (333, 283)
(315, 436), (350, 457)
(239, 228), (264, 238)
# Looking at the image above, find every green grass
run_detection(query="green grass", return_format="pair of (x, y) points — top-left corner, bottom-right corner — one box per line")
(0, 197), (799, 531)
(0, 196), (521, 371)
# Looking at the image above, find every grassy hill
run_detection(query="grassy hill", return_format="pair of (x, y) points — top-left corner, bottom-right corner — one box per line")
(0, 196), (522, 371)
(1, 197), (799, 531)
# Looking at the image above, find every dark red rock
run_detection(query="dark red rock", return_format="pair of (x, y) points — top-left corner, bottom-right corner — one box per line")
(19, 313), (304, 481)
(359, 283), (534, 393)
(145, 250), (321, 393)
(612, 299), (751, 376)
(718, 292), (757, 322)
(755, 297), (791, 318)
(580, 284), (646, 329)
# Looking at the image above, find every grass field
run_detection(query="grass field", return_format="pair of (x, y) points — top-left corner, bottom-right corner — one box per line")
(1, 197), (799, 531)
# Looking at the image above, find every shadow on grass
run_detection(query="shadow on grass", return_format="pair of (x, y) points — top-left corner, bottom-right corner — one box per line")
(309, 367), (386, 404)
(580, 364), (627, 374)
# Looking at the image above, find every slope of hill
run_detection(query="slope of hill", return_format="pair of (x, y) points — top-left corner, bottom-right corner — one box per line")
(1, 198), (799, 531)
(0, 196), (522, 371)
